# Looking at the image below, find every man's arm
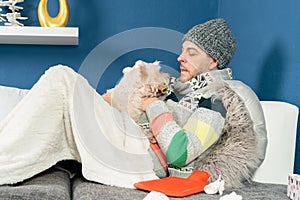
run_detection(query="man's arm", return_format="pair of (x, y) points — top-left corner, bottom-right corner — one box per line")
(145, 100), (225, 167)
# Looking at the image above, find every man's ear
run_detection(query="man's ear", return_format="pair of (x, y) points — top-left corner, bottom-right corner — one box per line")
(208, 58), (219, 71)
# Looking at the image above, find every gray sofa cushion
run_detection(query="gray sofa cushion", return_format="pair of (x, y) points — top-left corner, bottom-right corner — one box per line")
(72, 176), (148, 200)
(72, 175), (288, 200)
(0, 168), (71, 200)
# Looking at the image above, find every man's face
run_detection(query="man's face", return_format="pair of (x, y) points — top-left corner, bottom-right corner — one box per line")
(177, 40), (218, 82)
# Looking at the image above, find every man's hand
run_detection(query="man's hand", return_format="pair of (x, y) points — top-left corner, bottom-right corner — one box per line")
(141, 97), (159, 111)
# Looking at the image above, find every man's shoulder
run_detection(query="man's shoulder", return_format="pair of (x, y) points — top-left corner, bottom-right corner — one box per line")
(222, 80), (259, 102)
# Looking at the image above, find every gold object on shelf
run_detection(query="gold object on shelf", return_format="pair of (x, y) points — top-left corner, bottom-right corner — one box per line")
(38, 0), (70, 27)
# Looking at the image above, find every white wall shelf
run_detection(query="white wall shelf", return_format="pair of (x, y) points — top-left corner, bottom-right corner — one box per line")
(0, 26), (79, 45)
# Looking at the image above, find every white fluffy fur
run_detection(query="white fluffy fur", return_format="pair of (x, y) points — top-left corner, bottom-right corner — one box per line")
(104, 60), (169, 122)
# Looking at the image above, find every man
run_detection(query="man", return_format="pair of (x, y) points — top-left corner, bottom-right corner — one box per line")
(142, 18), (267, 188)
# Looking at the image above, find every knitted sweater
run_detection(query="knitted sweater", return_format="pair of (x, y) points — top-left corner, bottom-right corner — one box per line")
(146, 69), (233, 170)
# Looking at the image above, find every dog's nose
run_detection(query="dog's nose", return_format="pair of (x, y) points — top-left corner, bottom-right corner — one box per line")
(158, 85), (168, 94)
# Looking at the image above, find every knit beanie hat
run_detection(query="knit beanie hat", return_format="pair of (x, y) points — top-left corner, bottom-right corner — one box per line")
(183, 18), (236, 69)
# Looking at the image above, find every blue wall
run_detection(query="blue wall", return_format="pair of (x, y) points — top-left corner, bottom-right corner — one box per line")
(218, 0), (300, 173)
(1, 0), (300, 171)
(0, 0), (218, 91)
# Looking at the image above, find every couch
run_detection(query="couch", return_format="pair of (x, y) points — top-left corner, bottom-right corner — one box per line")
(0, 85), (293, 200)
(0, 165), (289, 200)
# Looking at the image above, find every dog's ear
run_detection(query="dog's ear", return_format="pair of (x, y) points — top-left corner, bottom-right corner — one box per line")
(102, 89), (113, 105)
(122, 67), (133, 74)
(152, 60), (160, 65)
(135, 60), (146, 68)
(139, 62), (148, 81)
(134, 60), (148, 80)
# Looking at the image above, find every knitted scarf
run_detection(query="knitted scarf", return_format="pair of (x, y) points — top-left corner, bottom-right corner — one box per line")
(139, 68), (233, 129)
(168, 68), (233, 111)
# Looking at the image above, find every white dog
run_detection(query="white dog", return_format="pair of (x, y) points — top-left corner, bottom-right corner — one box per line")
(102, 60), (169, 123)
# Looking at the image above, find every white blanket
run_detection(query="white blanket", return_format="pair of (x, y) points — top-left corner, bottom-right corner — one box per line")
(0, 65), (158, 188)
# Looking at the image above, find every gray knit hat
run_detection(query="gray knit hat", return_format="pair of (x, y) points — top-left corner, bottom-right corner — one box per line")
(183, 18), (236, 69)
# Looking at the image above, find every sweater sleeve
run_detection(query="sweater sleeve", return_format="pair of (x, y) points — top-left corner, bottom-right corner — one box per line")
(146, 100), (225, 167)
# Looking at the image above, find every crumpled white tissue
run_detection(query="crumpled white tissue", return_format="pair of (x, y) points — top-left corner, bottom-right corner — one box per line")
(204, 175), (225, 195)
(219, 192), (243, 200)
(143, 191), (169, 200)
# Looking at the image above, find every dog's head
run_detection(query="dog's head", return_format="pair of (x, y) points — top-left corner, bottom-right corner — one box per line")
(111, 60), (169, 122)
(125, 60), (169, 97)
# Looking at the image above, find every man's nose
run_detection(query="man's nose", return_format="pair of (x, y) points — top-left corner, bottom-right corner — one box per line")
(177, 54), (187, 63)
